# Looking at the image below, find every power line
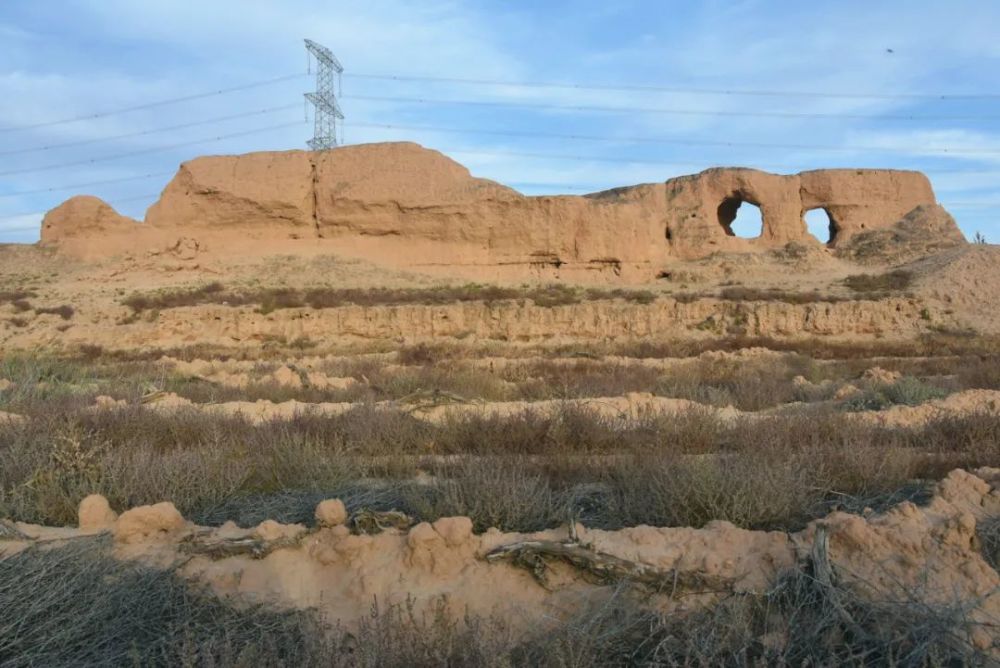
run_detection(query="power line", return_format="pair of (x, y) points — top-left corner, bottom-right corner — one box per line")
(0, 105), (300, 156)
(349, 120), (1000, 156)
(348, 72), (1000, 102)
(3, 68), (996, 141)
(345, 93), (1000, 122)
(0, 121), (303, 177)
(440, 146), (1000, 176)
(0, 172), (175, 199)
(0, 73), (307, 133)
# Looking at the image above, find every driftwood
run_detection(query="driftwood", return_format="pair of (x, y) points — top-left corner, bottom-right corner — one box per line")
(486, 525), (737, 596)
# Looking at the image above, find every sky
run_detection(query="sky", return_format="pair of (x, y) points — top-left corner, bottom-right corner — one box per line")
(2, 0), (1000, 244)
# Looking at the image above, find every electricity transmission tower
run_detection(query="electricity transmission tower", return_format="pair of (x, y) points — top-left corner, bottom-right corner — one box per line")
(304, 39), (344, 150)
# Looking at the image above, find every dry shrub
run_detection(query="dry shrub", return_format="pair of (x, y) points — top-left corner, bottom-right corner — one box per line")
(0, 289), (35, 304)
(32, 304), (74, 320)
(2, 399), (999, 531)
(121, 282), (659, 313)
(843, 375), (950, 411)
(844, 269), (913, 294)
(718, 286), (843, 304)
(0, 409), (375, 524)
(0, 536), (326, 667)
(508, 359), (665, 400)
(404, 456), (565, 532)
(341, 597), (515, 667)
(953, 355), (1000, 390)
(397, 342), (450, 365)
(653, 355), (823, 410)
(121, 281), (224, 312)
(598, 332), (1000, 361)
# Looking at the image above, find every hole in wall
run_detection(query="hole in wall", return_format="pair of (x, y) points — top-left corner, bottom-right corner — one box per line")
(804, 208), (839, 245)
(717, 196), (763, 239)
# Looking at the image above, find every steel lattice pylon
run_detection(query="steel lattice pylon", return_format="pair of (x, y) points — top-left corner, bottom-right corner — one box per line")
(304, 39), (344, 151)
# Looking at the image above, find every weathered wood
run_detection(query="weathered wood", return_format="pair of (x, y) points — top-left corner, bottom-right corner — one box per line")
(180, 534), (305, 560)
(810, 524), (866, 636)
(486, 537), (736, 596)
(351, 509), (413, 535)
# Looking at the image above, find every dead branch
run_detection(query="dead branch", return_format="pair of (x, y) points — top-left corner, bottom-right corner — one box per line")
(179, 533), (306, 560)
(486, 536), (736, 596)
(351, 509), (414, 535)
(810, 523), (865, 636)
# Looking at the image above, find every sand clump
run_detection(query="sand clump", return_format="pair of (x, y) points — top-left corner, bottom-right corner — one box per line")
(113, 502), (188, 545)
(77, 494), (118, 531)
(314, 499), (348, 527)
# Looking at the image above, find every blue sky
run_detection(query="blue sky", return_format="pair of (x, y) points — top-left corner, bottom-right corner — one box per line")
(2, 0), (1000, 243)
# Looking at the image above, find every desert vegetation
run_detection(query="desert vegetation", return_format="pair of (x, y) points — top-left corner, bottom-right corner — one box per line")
(120, 282), (659, 313)
(843, 269), (914, 294)
(3, 336), (999, 665)
(2, 344), (999, 532)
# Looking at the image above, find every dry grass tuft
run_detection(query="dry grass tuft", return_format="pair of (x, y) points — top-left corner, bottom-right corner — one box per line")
(718, 286), (845, 304)
(0, 536), (325, 667)
(32, 305), (75, 320)
(844, 269), (913, 294)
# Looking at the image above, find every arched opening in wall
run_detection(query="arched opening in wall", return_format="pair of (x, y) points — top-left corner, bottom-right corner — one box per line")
(717, 195), (763, 239)
(804, 208), (838, 245)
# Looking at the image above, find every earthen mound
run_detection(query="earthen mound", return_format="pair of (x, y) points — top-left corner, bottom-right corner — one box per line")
(834, 204), (967, 265)
(907, 244), (1000, 330)
(40, 196), (139, 244)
